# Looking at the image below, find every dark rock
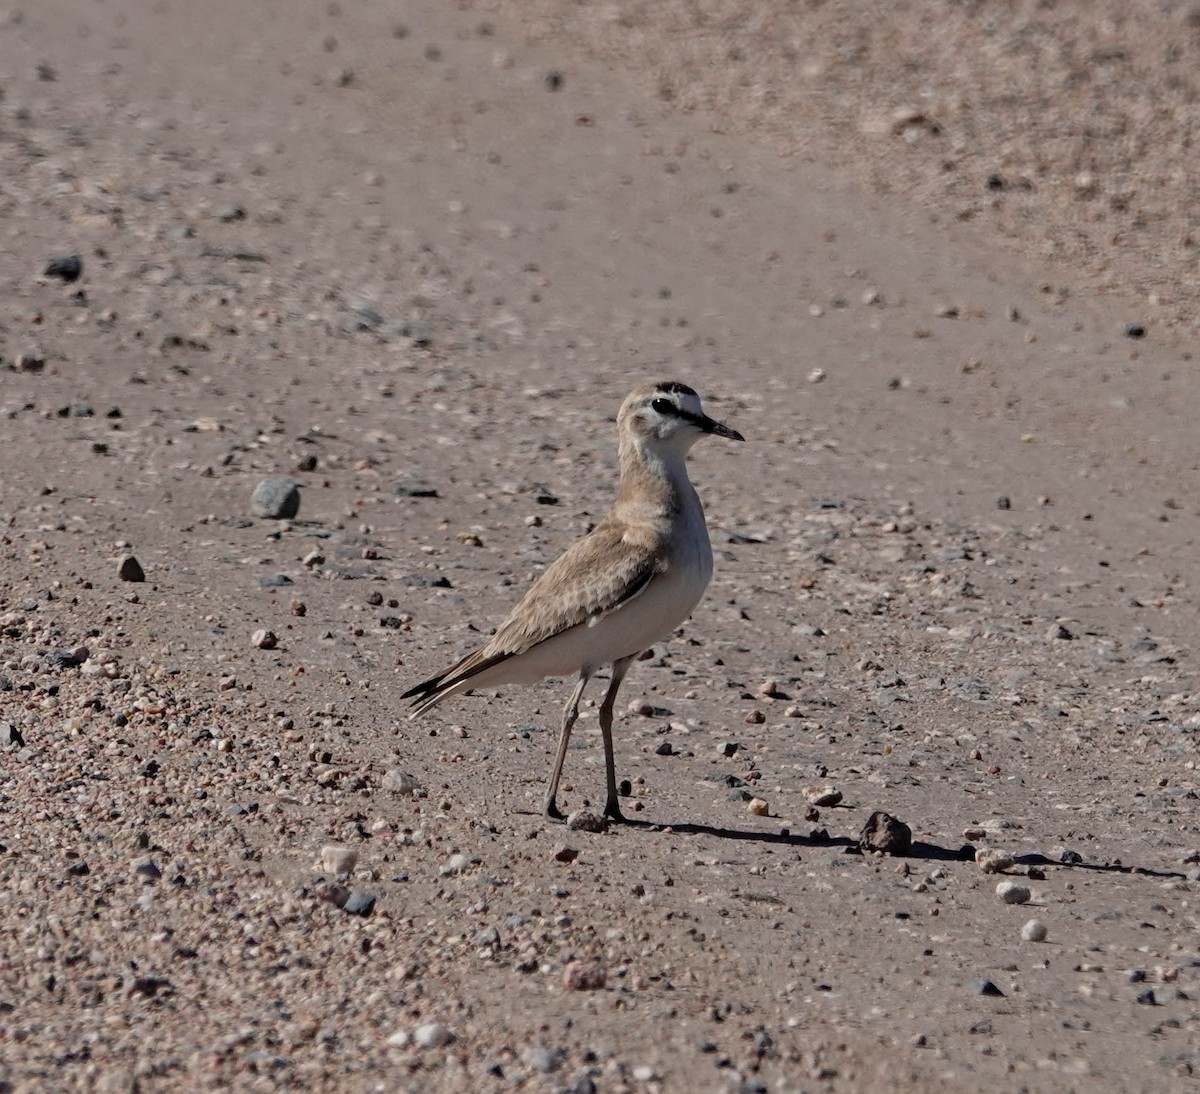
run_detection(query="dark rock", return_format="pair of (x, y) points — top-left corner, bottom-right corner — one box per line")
(118, 555), (145, 582)
(1124, 323), (1146, 339)
(44, 255), (82, 282)
(258, 574), (293, 588)
(395, 481), (440, 498)
(1, 722), (24, 747)
(343, 891), (376, 916)
(970, 979), (1005, 997)
(859, 811), (912, 855)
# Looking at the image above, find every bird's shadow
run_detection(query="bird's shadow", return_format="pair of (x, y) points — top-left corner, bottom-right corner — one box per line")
(613, 816), (1187, 879)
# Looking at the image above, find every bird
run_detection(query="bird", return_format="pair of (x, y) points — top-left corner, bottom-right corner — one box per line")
(402, 381), (744, 821)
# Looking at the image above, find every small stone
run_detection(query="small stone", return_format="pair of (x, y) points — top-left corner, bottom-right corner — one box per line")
(628, 698), (654, 717)
(747, 797), (770, 816)
(44, 255), (83, 282)
(563, 960), (606, 991)
(655, 741), (673, 756)
(859, 811), (912, 855)
(565, 810), (607, 833)
(805, 786), (842, 807)
(523, 1045), (564, 1073)
(118, 555), (145, 583)
(320, 845), (357, 877)
(1, 722), (24, 747)
(16, 352), (45, 373)
(996, 881), (1031, 905)
(1021, 918), (1047, 942)
(132, 857), (161, 882)
(317, 882), (351, 908)
(1123, 323), (1146, 339)
(744, 709), (766, 725)
(970, 979), (1005, 997)
(719, 740), (739, 757)
(342, 891), (376, 916)
(381, 769), (422, 795)
(413, 1022), (455, 1049)
(251, 628), (278, 650)
(552, 843), (579, 864)
(757, 678), (784, 699)
(976, 848), (1014, 874)
(632, 1066), (659, 1082)
(251, 477), (301, 519)
(442, 852), (469, 875)
(386, 1029), (411, 1049)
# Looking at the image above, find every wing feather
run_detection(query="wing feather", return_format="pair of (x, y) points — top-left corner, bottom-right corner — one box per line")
(403, 516), (668, 712)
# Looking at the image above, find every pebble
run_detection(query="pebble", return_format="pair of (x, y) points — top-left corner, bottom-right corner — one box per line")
(996, 881), (1032, 905)
(16, 352), (45, 373)
(442, 852), (469, 875)
(1, 722), (24, 747)
(342, 891), (376, 916)
(317, 882), (350, 908)
(565, 809), (607, 833)
(43, 254), (83, 282)
(386, 1029), (410, 1049)
(1021, 918), (1048, 942)
(133, 857), (161, 882)
(523, 1045), (563, 1073)
(747, 797), (770, 816)
(251, 477), (301, 519)
(118, 555), (145, 582)
(975, 848), (1014, 874)
(719, 740), (739, 757)
(320, 845), (358, 877)
(654, 741), (673, 756)
(970, 979), (1005, 998)
(805, 786), (843, 807)
(413, 1022), (455, 1049)
(562, 960), (606, 991)
(552, 843), (579, 864)
(632, 1066), (659, 1082)
(251, 628), (278, 650)
(859, 811), (912, 855)
(381, 769), (422, 795)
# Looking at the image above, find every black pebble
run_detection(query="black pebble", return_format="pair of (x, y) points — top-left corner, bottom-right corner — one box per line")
(544, 70), (564, 91)
(44, 255), (83, 282)
(1123, 323), (1146, 339)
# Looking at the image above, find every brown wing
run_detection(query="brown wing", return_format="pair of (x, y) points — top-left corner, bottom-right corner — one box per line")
(403, 516), (667, 711)
(486, 518), (667, 656)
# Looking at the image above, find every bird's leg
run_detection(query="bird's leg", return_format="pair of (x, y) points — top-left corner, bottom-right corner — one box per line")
(544, 669), (592, 821)
(599, 655), (636, 821)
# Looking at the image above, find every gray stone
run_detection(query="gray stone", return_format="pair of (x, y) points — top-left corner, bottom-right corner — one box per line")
(251, 477), (301, 519)
(343, 891), (376, 916)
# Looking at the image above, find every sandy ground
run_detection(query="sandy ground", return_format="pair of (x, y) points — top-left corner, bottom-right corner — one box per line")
(1, 1), (1199, 1091)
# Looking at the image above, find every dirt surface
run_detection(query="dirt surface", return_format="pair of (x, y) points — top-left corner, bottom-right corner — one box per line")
(2, 1), (1199, 1091)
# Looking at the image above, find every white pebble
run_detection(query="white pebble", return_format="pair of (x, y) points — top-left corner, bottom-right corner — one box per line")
(320, 845), (358, 878)
(386, 1029), (410, 1048)
(1021, 918), (1048, 942)
(413, 1022), (455, 1049)
(976, 848), (1014, 874)
(996, 880), (1031, 905)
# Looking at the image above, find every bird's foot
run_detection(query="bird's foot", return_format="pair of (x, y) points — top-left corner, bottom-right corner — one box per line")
(543, 799), (567, 823)
(603, 799), (627, 824)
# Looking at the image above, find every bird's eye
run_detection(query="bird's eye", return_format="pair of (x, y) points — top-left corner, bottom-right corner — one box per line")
(650, 397), (674, 415)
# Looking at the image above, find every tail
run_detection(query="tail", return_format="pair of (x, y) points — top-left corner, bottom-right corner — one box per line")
(402, 647), (512, 718)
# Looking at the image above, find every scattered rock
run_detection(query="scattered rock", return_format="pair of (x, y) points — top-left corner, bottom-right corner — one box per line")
(133, 857), (161, 882)
(719, 740), (739, 757)
(565, 809), (607, 833)
(251, 477), (301, 519)
(1, 722), (24, 747)
(976, 848), (1015, 874)
(805, 786), (843, 807)
(996, 881), (1032, 905)
(654, 741), (673, 756)
(552, 843), (579, 864)
(381, 770), (422, 795)
(44, 254), (83, 282)
(342, 891), (376, 916)
(118, 555), (145, 582)
(747, 797), (770, 816)
(969, 979), (1005, 998)
(251, 628), (278, 650)
(320, 845), (357, 877)
(413, 1022), (455, 1049)
(317, 882), (351, 909)
(1123, 322), (1146, 339)
(563, 960), (606, 991)
(859, 811), (912, 855)
(16, 352), (46, 373)
(1021, 918), (1048, 942)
